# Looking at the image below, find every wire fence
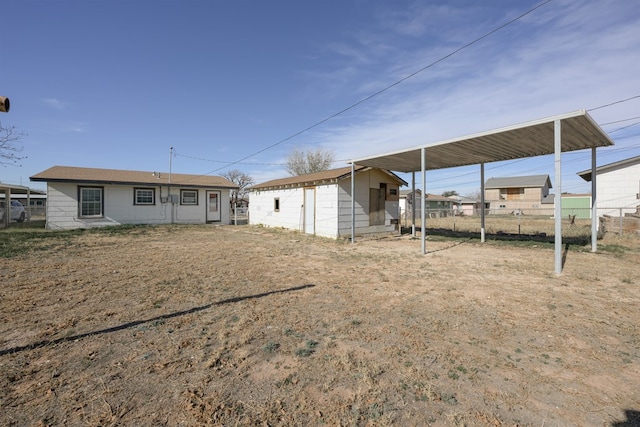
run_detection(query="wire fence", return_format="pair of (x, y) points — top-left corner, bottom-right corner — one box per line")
(400, 207), (640, 238)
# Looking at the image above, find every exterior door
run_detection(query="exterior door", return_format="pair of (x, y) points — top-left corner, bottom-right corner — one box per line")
(369, 184), (386, 226)
(206, 191), (221, 222)
(304, 187), (315, 234)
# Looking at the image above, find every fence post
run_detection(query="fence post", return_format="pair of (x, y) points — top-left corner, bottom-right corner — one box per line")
(619, 208), (623, 235)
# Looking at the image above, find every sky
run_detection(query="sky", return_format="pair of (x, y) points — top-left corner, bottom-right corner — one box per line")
(2, 0), (639, 198)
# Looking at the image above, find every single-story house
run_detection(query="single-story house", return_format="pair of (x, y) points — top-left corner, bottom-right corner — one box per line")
(578, 155), (640, 216)
(30, 166), (237, 229)
(249, 166), (407, 239)
(485, 175), (552, 215)
(448, 195), (489, 216)
(400, 189), (458, 221)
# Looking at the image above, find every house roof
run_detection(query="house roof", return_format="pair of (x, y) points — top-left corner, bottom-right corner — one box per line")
(485, 174), (552, 189)
(577, 154), (640, 182)
(0, 182), (32, 193)
(250, 166), (407, 191)
(30, 166), (238, 189)
(351, 110), (613, 172)
(398, 190), (452, 202)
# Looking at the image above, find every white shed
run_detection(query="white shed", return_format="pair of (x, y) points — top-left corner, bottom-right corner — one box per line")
(249, 166), (407, 239)
(578, 155), (640, 216)
(30, 166), (237, 230)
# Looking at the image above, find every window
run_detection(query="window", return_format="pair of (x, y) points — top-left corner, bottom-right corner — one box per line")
(79, 186), (103, 217)
(274, 197), (280, 212)
(181, 189), (198, 205)
(134, 188), (155, 205)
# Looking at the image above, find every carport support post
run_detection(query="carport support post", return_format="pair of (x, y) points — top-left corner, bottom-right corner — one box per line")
(411, 172), (416, 237)
(421, 147), (426, 255)
(351, 162), (355, 244)
(554, 119), (563, 274)
(591, 147), (597, 252)
(480, 163), (485, 243)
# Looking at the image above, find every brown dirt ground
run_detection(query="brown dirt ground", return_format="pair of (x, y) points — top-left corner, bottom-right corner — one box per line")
(1, 224), (639, 426)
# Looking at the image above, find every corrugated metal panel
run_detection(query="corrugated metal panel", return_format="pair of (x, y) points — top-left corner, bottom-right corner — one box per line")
(352, 110), (614, 172)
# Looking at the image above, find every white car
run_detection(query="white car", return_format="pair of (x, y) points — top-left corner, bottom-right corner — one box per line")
(0, 200), (26, 222)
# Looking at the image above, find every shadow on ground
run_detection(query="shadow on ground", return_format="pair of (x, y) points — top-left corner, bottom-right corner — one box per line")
(612, 409), (640, 427)
(401, 226), (593, 246)
(0, 284), (315, 356)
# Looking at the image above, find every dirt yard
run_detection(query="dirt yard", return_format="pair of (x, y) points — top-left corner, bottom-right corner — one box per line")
(1, 225), (639, 426)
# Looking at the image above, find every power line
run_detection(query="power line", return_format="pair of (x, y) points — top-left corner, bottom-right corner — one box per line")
(601, 116), (640, 126)
(588, 95), (640, 112)
(174, 152), (285, 166)
(196, 0), (553, 177)
(610, 121), (640, 134)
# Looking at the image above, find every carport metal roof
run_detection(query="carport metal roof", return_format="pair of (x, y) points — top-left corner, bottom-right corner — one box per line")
(351, 110), (613, 172)
(348, 110), (614, 274)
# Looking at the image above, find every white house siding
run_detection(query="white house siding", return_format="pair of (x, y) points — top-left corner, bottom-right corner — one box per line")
(45, 182), (230, 229)
(314, 184), (340, 238)
(597, 162), (640, 215)
(250, 188), (305, 231)
(250, 168), (402, 239)
(337, 186), (398, 236)
(337, 169), (400, 237)
(249, 186), (340, 238)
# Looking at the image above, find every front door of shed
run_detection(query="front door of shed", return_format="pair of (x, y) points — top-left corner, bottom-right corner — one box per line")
(206, 191), (221, 222)
(304, 187), (315, 234)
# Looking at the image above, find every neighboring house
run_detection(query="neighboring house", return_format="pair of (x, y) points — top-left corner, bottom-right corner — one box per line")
(448, 195), (489, 216)
(30, 166), (237, 229)
(542, 193), (593, 219)
(578, 155), (640, 216)
(249, 166), (407, 239)
(485, 175), (552, 214)
(399, 190), (460, 221)
(561, 194), (592, 219)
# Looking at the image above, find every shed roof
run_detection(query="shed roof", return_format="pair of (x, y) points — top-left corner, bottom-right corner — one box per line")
(398, 189), (453, 202)
(30, 166), (238, 189)
(251, 166), (407, 191)
(351, 110), (613, 172)
(577, 154), (640, 182)
(0, 182), (32, 192)
(485, 174), (551, 189)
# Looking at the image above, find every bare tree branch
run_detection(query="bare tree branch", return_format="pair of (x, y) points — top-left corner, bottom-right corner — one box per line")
(0, 122), (27, 166)
(285, 147), (335, 176)
(222, 169), (255, 208)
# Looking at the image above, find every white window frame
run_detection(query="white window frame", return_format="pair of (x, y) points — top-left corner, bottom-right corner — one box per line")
(134, 187), (155, 205)
(79, 186), (103, 218)
(180, 189), (198, 205)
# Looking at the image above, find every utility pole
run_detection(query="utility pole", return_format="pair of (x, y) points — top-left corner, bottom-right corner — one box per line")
(169, 146), (173, 183)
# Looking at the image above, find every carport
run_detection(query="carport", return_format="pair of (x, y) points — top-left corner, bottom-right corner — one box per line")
(0, 182), (32, 228)
(349, 110), (614, 274)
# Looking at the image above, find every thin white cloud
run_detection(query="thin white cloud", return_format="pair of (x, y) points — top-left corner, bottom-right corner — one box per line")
(41, 98), (67, 110)
(281, 0), (640, 195)
(312, 0), (640, 158)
